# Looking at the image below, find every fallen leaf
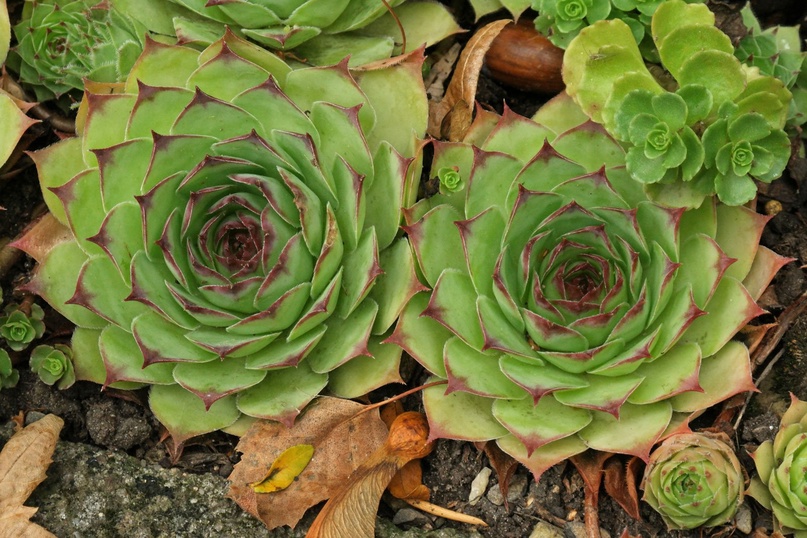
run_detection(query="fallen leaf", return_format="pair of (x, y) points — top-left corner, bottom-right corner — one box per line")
(227, 397), (388, 530)
(0, 413), (63, 538)
(479, 441), (519, 512)
(306, 412), (434, 538)
(380, 402), (430, 502)
(604, 456), (642, 520)
(427, 19), (510, 141)
(250, 444), (314, 494)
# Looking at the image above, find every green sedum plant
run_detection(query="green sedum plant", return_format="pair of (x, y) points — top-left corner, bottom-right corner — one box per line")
(532, 0), (704, 56)
(0, 303), (45, 352)
(30, 343), (75, 389)
(748, 395), (807, 537)
(642, 431), (744, 529)
(113, 0), (460, 67)
(0, 349), (19, 389)
(17, 31), (427, 444)
(735, 4), (807, 130)
(390, 94), (787, 478)
(7, 0), (148, 101)
(563, 0), (792, 207)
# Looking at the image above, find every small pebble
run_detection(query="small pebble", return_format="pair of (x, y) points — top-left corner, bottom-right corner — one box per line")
(24, 411), (47, 425)
(735, 502), (753, 534)
(468, 467), (492, 505)
(530, 520), (564, 538)
(392, 507), (430, 527)
(487, 483), (505, 506)
(564, 521), (610, 538)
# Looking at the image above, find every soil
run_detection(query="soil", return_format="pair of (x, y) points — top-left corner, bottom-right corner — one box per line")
(3, 1), (807, 537)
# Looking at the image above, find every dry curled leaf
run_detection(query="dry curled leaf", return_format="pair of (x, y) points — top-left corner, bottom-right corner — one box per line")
(427, 19), (510, 141)
(604, 456), (642, 521)
(0, 414), (63, 538)
(306, 412), (434, 538)
(227, 397), (388, 530)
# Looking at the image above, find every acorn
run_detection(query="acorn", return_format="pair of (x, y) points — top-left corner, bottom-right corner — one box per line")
(484, 19), (565, 94)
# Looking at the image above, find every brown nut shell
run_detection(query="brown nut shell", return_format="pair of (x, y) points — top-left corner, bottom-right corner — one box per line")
(484, 20), (565, 94)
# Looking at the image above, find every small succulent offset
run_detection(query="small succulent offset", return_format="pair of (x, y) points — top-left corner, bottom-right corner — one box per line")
(563, 0), (792, 207)
(735, 4), (807, 130)
(7, 0), (148, 101)
(0, 349), (19, 389)
(642, 432), (744, 530)
(113, 0), (460, 67)
(390, 94), (787, 478)
(30, 344), (75, 389)
(748, 395), (807, 536)
(0, 304), (45, 352)
(18, 31), (427, 444)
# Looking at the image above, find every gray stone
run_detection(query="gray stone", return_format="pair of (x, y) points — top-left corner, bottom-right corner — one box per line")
(735, 502), (753, 535)
(393, 508), (431, 527)
(1, 421), (483, 537)
(563, 521), (610, 538)
(530, 520), (564, 538)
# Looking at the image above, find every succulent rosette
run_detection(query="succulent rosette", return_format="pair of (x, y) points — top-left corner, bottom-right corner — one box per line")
(18, 31), (427, 444)
(7, 0), (148, 101)
(533, 0), (612, 49)
(642, 432), (744, 529)
(748, 395), (807, 536)
(113, 0), (460, 67)
(390, 95), (788, 478)
(30, 344), (76, 390)
(0, 304), (45, 352)
(614, 87), (707, 184)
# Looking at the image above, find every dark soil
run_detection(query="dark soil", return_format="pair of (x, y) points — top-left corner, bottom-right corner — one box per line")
(3, 1), (807, 537)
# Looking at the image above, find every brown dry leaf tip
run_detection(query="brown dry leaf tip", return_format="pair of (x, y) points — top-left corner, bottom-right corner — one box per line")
(0, 413), (64, 538)
(427, 19), (511, 141)
(481, 440), (519, 513)
(603, 456), (642, 521)
(306, 412), (434, 538)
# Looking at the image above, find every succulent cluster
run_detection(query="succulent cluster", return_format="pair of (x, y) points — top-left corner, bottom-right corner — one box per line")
(532, 0), (704, 57)
(642, 432), (744, 530)
(20, 31), (427, 443)
(735, 4), (807, 130)
(748, 396), (807, 536)
(390, 94), (785, 477)
(7, 0), (147, 101)
(113, 0), (460, 67)
(563, 0), (792, 207)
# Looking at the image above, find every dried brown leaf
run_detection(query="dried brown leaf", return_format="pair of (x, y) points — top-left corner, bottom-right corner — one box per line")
(481, 441), (519, 512)
(427, 19), (510, 141)
(604, 456), (642, 521)
(0, 414), (63, 538)
(227, 397), (388, 530)
(306, 412), (433, 538)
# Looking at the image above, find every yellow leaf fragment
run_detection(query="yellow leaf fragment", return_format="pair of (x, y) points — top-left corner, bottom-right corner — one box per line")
(250, 444), (314, 494)
(0, 0), (9, 65)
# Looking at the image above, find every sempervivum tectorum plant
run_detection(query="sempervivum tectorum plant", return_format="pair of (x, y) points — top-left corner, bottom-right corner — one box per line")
(642, 432), (744, 530)
(7, 0), (148, 101)
(15, 31), (427, 444)
(748, 395), (807, 536)
(389, 94), (789, 478)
